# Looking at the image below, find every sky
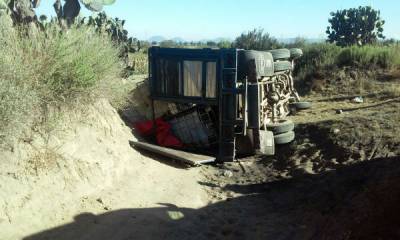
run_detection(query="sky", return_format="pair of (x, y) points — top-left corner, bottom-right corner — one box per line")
(36, 0), (400, 41)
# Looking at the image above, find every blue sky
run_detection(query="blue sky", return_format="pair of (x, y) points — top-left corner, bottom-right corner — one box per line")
(36, 0), (399, 41)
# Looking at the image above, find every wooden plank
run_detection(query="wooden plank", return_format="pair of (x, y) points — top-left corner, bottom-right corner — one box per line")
(131, 141), (216, 166)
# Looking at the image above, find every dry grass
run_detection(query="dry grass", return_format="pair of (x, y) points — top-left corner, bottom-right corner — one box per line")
(294, 43), (400, 96)
(129, 52), (148, 74)
(27, 148), (63, 176)
(0, 21), (124, 145)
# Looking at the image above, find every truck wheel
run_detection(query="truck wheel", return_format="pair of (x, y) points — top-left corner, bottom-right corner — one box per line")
(274, 61), (292, 72)
(266, 119), (294, 134)
(290, 101), (312, 110)
(268, 49), (290, 60)
(290, 48), (303, 59)
(274, 131), (295, 145)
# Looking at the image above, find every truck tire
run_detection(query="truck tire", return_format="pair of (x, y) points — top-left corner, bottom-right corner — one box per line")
(274, 61), (292, 72)
(268, 49), (290, 60)
(290, 48), (303, 59)
(274, 131), (295, 145)
(266, 119), (294, 134)
(290, 101), (312, 110)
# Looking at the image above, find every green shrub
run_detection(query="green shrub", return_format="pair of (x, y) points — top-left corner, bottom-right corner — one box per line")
(0, 22), (123, 143)
(336, 45), (400, 69)
(295, 43), (400, 77)
(28, 25), (122, 102)
(295, 43), (341, 71)
(294, 43), (400, 95)
(233, 28), (282, 50)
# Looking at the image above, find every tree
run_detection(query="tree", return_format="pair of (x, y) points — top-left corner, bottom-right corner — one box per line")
(233, 29), (281, 50)
(284, 37), (307, 48)
(206, 41), (217, 47)
(326, 6), (385, 47)
(159, 40), (177, 48)
(217, 40), (232, 49)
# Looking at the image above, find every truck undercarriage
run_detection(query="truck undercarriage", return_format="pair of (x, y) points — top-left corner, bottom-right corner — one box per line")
(144, 47), (307, 162)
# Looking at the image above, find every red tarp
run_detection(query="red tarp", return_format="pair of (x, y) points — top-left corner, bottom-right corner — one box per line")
(134, 118), (183, 148)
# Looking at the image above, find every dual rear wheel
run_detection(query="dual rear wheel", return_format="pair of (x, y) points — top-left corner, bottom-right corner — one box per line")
(266, 119), (295, 145)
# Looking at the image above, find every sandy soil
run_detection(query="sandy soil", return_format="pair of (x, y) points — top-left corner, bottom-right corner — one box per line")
(0, 99), (207, 240)
(1, 76), (399, 240)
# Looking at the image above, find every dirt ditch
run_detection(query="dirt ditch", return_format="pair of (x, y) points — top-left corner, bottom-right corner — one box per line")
(3, 75), (399, 240)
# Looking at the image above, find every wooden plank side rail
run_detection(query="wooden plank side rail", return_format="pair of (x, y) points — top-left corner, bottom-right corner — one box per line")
(131, 141), (216, 166)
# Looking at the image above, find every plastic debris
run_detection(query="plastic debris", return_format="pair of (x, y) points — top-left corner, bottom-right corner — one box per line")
(333, 128), (340, 134)
(223, 170), (233, 178)
(352, 96), (364, 103)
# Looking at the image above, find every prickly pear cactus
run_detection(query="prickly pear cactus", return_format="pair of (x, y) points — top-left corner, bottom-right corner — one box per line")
(79, 0), (116, 12)
(326, 6), (385, 46)
(63, 0), (81, 20)
(55, 0), (116, 24)
(0, 0), (9, 15)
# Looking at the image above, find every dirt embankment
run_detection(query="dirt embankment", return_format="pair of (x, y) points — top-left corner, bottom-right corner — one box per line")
(1, 72), (399, 240)
(0, 99), (207, 240)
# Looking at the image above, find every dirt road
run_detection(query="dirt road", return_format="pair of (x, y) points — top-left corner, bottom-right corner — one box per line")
(21, 155), (400, 240)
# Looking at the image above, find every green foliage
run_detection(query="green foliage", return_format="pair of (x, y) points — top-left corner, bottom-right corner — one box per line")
(85, 11), (135, 49)
(3, 0), (36, 23)
(295, 43), (342, 74)
(233, 29), (282, 50)
(80, 0), (116, 11)
(296, 43), (400, 74)
(137, 40), (150, 53)
(326, 6), (385, 46)
(284, 37), (307, 49)
(54, 0), (116, 24)
(0, 23), (40, 141)
(0, 22), (123, 143)
(294, 42), (400, 95)
(217, 40), (232, 49)
(336, 45), (400, 69)
(0, 0), (9, 12)
(159, 40), (178, 48)
(37, 26), (122, 99)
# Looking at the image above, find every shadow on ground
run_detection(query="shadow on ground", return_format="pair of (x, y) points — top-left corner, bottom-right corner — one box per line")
(23, 156), (400, 240)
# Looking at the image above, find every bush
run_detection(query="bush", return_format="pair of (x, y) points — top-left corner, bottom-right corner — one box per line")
(0, 22), (123, 143)
(295, 43), (341, 71)
(29, 26), (122, 102)
(233, 29), (282, 50)
(295, 43), (400, 76)
(294, 43), (400, 95)
(336, 45), (400, 69)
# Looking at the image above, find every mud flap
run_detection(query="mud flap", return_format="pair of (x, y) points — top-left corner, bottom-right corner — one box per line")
(259, 130), (275, 156)
(236, 129), (256, 156)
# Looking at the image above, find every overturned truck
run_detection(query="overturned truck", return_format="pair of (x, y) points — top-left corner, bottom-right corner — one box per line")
(147, 47), (307, 163)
